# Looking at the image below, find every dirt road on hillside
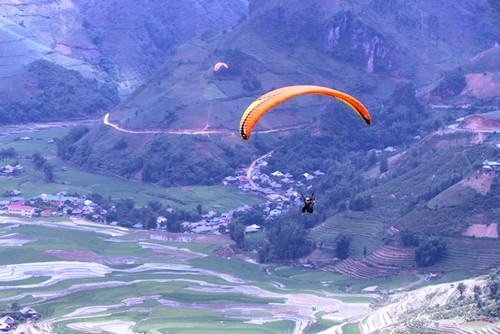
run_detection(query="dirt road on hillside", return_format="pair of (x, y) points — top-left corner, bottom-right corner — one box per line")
(103, 113), (303, 137)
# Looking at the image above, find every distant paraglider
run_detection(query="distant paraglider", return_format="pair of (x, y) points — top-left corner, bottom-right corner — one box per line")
(214, 62), (229, 72)
(238, 85), (372, 140)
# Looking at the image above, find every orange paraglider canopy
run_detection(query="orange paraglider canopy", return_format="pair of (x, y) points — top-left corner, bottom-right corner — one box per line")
(214, 62), (229, 72)
(238, 85), (371, 140)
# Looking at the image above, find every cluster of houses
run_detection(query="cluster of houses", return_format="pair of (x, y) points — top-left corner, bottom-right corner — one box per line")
(483, 160), (500, 172)
(182, 205), (251, 234)
(0, 164), (23, 177)
(0, 307), (38, 332)
(0, 191), (107, 222)
(182, 155), (324, 235)
(0, 154), (324, 236)
(226, 158), (324, 216)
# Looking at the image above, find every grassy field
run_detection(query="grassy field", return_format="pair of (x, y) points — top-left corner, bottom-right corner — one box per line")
(305, 312), (338, 334)
(0, 124), (262, 211)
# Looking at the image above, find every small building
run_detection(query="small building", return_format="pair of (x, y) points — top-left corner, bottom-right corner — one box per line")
(8, 204), (35, 217)
(19, 307), (38, 318)
(269, 209), (282, 217)
(384, 146), (396, 152)
(40, 209), (52, 217)
(238, 177), (250, 184)
(483, 160), (500, 171)
(424, 272), (441, 281)
(6, 189), (22, 197)
(0, 315), (14, 332)
(222, 176), (238, 185)
(313, 170), (325, 176)
(271, 171), (284, 177)
(245, 224), (261, 233)
(303, 173), (315, 181)
(0, 316), (14, 326)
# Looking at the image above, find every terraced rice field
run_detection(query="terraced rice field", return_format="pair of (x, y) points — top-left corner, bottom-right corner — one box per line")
(428, 238), (500, 273)
(0, 216), (376, 334)
(358, 277), (500, 334)
(311, 215), (384, 258)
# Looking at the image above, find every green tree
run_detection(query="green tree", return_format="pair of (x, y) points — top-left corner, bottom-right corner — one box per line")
(379, 155), (389, 173)
(366, 150), (377, 167)
(87, 192), (107, 207)
(0, 147), (16, 160)
(10, 301), (20, 311)
(349, 194), (372, 211)
(148, 200), (163, 213)
(415, 236), (447, 267)
(232, 207), (265, 226)
(401, 229), (420, 247)
(266, 221), (315, 261)
(336, 236), (350, 260)
(228, 221), (245, 248)
(113, 137), (128, 150)
(43, 163), (54, 183)
(32, 152), (46, 170)
(457, 282), (466, 298)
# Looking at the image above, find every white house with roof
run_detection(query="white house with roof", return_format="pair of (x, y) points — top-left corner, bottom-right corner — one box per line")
(0, 316), (14, 331)
(483, 160), (500, 171)
(245, 224), (261, 233)
(303, 173), (315, 180)
(269, 208), (282, 217)
(313, 170), (325, 176)
(19, 307), (37, 317)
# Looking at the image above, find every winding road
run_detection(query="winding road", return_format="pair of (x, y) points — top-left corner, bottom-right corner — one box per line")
(103, 113), (303, 137)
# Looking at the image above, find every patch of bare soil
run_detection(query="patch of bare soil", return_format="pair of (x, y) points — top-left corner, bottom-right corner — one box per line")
(460, 171), (496, 195)
(461, 115), (500, 131)
(462, 72), (500, 98)
(471, 131), (485, 144)
(213, 244), (240, 257)
(464, 223), (498, 238)
(42, 250), (99, 262)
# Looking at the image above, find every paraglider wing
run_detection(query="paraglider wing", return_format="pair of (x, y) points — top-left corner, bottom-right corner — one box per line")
(214, 62), (229, 72)
(238, 85), (371, 140)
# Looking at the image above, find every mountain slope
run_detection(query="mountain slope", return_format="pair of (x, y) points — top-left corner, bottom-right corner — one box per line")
(0, 0), (248, 126)
(70, 0), (499, 186)
(0, 0), (248, 95)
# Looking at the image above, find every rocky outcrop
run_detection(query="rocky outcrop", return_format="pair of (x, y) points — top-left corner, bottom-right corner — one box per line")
(324, 11), (395, 73)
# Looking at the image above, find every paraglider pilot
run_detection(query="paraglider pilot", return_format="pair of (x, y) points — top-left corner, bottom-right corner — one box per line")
(301, 193), (315, 214)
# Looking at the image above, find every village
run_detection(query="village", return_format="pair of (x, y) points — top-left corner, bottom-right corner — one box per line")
(185, 154), (325, 234)
(0, 154), (324, 236)
(2, 156), (499, 237)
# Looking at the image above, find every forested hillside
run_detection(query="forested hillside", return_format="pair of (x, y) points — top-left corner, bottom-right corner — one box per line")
(0, 0), (248, 124)
(66, 0), (499, 187)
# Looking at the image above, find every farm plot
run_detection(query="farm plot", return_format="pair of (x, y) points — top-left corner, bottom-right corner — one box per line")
(0, 217), (375, 334)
